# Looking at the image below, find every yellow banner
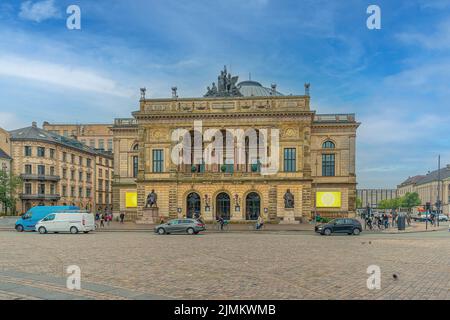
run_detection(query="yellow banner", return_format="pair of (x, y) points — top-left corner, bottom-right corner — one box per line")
(125, 192), (137, 208)
(316, 192), (341, 208)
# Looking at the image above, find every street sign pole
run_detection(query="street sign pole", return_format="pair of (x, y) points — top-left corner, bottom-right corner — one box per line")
(437, 155), (441, 227)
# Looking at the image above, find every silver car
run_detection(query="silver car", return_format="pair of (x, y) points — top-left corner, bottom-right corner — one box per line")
(155, 218), (205, 235)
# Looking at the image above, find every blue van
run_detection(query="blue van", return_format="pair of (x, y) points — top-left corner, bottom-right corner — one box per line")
(15, 206), (80, 232)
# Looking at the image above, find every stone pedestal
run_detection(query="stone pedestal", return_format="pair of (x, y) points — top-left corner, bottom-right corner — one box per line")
(136, 207), (159, 224)
(279, 208), (300, 224)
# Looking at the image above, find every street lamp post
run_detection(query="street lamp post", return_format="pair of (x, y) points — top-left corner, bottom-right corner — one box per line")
(437, 155), (441, 227)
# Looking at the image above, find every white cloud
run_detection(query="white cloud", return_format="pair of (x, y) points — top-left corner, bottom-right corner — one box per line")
(19, 0), (60, 23)
(396, 20), (450, 50)
(0, 112), (26, 130)
(0, 55), (133, 97)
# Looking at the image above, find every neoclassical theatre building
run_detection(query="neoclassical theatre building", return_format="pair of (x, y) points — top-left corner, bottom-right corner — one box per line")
(112, 68), (359, 222)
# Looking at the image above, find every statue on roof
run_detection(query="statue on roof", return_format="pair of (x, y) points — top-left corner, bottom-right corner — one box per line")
(204, 66), (243, 97)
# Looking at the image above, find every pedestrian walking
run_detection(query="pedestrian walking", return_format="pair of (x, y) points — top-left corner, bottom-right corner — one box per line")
(120, 211), (125, 224)
(100, 213), (105, 228)
(256, 215), (264, 230)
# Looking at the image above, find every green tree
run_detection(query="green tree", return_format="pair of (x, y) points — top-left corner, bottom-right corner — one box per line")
(401, 192), (421, 212)
(356, 197), (362, 208)
(0, 170), (22, 215)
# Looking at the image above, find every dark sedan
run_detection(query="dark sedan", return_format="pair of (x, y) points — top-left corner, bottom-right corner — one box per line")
(155, 218), (205, 235)
(315, 218), (362, 236)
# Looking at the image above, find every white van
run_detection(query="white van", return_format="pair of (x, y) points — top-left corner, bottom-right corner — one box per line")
(36, 212), (95, 234)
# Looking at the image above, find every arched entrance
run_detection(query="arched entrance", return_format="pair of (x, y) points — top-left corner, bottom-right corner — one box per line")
(246, 192), (261, 220)
(186, 192), (201, 218)
(216, 192), (231, 220)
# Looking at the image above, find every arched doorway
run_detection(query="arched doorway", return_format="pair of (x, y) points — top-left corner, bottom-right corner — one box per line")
(216, 192), (231, 220)
(186, 192), (201, 218)
(246, 192), (261, 220)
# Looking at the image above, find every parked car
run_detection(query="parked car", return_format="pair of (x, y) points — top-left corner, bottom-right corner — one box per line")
(36, 212), (95, 234)
(15, 206), (79, 232)
(155, 218), (205, 235)
(315, 218), (362, 236)
(438, 214), (449, 222)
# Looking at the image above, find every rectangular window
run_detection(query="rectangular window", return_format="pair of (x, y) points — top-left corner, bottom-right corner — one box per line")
(86, 172), (91, 183)
(79, 156), (83, 166)
(79, 187), (83, 198)
(108, 139), (113, 151)
(50, 166), (55, 176)
(79, 171), (83, 181)
(133, 156), (138, 178)
(71, 186), (75, 197)
(152, 149), (164, 173)
(98, 139), (104, 150)
(24, 146), (32, 157)
(322, 154), (336, 177)
(99, 168), (103, 178)
(71, 170), (75, 180)
(24, 165), (32, 174)
(50, 184), (55, 195)
(89, 139), (95, 148)
(49, 148), (55, 159)
(284, 148), (296, 172)
(25, 183), (32, 195)
(71, 154), (75, 164)
(62, 186), (67, 197)
(37, 165), (45, 175)
(62, 152), (67, 162)
(86, 159), (91, 168)
(37, 147), (45, 157)
(86, 188), (91, 198)
(38, 183), (45, 195)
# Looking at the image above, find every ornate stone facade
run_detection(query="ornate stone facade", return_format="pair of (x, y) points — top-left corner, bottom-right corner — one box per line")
(112, 72), (359, 222)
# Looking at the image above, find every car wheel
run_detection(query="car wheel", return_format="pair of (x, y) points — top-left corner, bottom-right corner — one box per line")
(38, 227), (47, 234)
(70, 226), (79, 234)
(187, 228), (195, 235)
(324, 228), (332, 236)
(353, 228), (361, 235)
(15, 225), (24, 232)
(157, 228), (165, 235)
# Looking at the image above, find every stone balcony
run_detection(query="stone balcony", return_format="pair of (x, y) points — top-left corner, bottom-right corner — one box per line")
(20, 194), (61, 201)
(20, 174), (61, 182)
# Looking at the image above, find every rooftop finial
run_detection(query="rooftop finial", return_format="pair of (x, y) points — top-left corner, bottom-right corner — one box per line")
(140, 87), (146, 100)
(304, 83), (310, 96)
(171, 86), (178, 98)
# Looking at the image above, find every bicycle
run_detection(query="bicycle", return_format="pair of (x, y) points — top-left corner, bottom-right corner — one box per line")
(215, 220), (230, 231)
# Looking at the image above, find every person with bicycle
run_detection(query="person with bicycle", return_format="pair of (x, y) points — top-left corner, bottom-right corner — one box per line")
(217, 215), (225, 231)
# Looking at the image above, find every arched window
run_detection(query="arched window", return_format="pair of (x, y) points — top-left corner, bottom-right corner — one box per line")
(246, 192), (261, 220)
(132, 144), (139, 151)
(186, 192), (201, 218)
(322, 141), (335, 149)
(216, 192), (231, 220)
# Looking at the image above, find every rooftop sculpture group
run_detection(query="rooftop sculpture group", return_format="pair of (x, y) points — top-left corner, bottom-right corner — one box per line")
(204, 66), (243, 98)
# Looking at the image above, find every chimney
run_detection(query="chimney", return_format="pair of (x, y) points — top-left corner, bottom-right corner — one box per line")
(32, 121), (37, 128)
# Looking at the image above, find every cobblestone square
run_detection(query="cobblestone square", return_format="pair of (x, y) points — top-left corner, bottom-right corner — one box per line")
(0, 230), (449, 300)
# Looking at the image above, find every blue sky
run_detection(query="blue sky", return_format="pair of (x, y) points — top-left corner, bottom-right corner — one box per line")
(0, 0), (449, 188)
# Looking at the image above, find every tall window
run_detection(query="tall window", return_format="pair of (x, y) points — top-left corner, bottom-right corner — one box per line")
(108, 139), (113, 151)
(133, 156), (138, 178)
(37, 147), (45, 157)
(38, 183), (45, 195)
(284, 148), (296, 172)
(49, 149), (55, 159)
(24, 146), (32, 157)
(37, 165), (45, 175)
(24, 164), (32, 174)
(62, 186), (67, 197)
(25, 183), (32, 195)
(98, 139), (105, 150)
(152, 149), (164, 173)
(322, 154), (335, 177)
